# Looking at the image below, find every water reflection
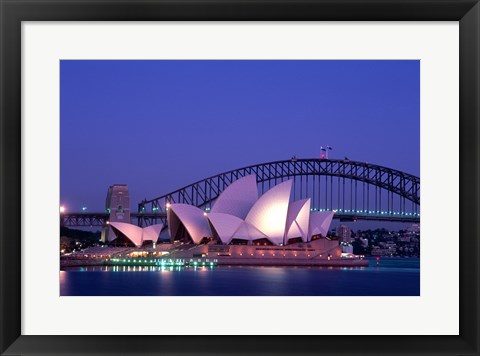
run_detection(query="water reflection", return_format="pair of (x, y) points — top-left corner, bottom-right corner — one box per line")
(66, 265), (213, 273)
(60, 259), (420, 297)
(63, 263), (411, 274)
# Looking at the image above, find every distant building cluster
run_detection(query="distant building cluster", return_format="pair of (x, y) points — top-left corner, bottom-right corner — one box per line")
(340, 224), (420, 257)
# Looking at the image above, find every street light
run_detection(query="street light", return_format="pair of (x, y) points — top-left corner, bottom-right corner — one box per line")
(60, 206), (65, 213)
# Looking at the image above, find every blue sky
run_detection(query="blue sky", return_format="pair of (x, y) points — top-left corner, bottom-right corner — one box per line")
(60, 60), (419, 220)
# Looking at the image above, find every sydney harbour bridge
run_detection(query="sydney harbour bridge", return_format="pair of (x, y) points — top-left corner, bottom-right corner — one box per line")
(61, 158), (420, 227)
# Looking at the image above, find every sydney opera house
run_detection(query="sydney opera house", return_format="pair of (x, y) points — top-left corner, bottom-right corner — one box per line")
(103, 175), (363, 265)
(167, 175), (334, 246)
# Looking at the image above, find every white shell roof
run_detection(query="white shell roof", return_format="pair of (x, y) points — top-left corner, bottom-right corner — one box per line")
(309, 211), (335, 238)
(231, 221), (267, 241)
(232, 222), (250, 241)
(210, 175), (258, 219)
(143, 224), (163, 242)
(110, 222), (144, 247)
(110, 222), (163, 246)
(286, 198), (311, 242)
(207, 213), (243, 244)
(245, 223), (269, 241)
(165, 178), (336, 246)
(168, 204), (210, 244)
(245, 179), (293, 245)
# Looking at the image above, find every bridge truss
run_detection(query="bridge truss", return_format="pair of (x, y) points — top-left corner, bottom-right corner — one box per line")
(136, 158), (420, 227)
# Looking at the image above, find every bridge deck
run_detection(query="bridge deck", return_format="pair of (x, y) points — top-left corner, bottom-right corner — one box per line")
(60, 212), (419, 227)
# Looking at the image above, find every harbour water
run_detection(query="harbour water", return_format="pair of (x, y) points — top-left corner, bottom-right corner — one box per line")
(60, 258), (419, 296)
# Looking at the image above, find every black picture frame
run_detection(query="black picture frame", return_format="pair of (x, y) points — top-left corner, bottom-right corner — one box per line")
(1, 0), (479, 355)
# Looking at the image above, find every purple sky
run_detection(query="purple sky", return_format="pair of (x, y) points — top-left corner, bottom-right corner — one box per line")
(60, 60), (419, 223)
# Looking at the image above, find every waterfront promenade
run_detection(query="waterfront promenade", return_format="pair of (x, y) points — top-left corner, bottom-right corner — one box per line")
(61, 255), (368, 268)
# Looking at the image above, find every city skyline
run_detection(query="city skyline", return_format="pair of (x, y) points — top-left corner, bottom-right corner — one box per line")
(60, 60), (420, 216)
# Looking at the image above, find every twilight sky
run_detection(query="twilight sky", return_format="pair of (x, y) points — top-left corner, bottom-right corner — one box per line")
(60, 60), (420, 218)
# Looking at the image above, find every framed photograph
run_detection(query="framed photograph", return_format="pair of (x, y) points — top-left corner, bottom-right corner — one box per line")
(1, 0), (479, 355)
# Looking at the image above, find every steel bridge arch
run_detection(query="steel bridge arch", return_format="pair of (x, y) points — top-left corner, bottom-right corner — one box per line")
(138, 159), (420, 219)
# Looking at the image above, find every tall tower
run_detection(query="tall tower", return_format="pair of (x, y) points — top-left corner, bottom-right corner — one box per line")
(336, 224), (353, 243)
(101, 184), (131, 243)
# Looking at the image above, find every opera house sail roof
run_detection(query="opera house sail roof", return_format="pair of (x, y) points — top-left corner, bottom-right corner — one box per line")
(286, 198), (311, 243)
(309, 210), (335, 238)
(167, 175), (335, 246)
(109, 222), (163, 247)
(207, 213), (244, 245)
(244, 179), (292, 245)
(167, 204), (211, 244)
(210, 174), (258, 219)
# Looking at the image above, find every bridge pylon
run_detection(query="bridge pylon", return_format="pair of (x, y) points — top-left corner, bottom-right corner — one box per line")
(101, 184), (131, 243)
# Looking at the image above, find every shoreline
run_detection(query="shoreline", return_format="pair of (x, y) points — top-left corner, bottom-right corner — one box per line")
(60, 257), (369, 269)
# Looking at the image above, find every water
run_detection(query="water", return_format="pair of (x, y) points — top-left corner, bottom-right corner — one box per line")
(60, 258), (419, 296)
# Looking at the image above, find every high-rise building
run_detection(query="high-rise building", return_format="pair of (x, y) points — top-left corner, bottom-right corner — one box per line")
(336, 224), (353, 243)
